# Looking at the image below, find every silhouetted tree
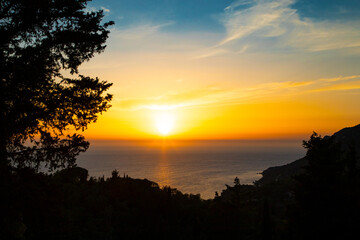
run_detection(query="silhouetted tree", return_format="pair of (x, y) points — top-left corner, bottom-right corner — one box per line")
(111, 169), (119, 179)
(0, 0), (114, 171)
(234, 176), (240, 186)
(292, 132), (360, 239)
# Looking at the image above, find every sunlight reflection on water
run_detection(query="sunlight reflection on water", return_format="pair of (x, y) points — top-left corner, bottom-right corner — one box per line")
(77, 139), (305, 199)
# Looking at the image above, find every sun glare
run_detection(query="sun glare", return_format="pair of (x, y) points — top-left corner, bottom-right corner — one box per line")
(155, 112), (175, 136)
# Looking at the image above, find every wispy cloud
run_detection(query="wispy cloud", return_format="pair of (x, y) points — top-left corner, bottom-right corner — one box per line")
(220, 0), (296, 46)
(106, 21), (224, 56)
(311, 83), (360, 93)
(192, 48), (229, 59)
(101, 7), (110, 13)
(196, 0), (360, 59)
(115, 87), (229, 111)
(246, 75), (360, 96)
(236, 44), (249, 54)
(114, 22), (174, 40)
(192, 44), (249, 59)
(309, 75), (360, 92)
(114, 75), (360, 111)
(224, 0), (255, 12)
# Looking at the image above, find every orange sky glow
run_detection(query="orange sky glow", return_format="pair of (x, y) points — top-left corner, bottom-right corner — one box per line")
(77, 1), (360, 140)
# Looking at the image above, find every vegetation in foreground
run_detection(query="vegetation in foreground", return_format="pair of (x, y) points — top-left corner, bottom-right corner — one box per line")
(2, 131), (360, 240)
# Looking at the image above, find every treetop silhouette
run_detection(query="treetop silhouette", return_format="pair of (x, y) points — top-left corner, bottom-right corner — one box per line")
(0, 0), (114, 170)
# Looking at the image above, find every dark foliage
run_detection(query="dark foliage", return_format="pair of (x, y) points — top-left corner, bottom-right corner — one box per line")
(2, 131), (360, 239)
(1, 168), (207, 240)
(289, 133), (360, 239)
(0, 0), (114, 171)
(0, 166), (291, 240)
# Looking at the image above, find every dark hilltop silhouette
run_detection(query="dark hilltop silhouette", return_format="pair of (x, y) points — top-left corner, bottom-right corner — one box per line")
(1, 124), (360, 240)
(258, 124), (360, 185)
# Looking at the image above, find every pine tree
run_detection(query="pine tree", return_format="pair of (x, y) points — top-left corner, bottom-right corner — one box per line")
(0, 0), (114, 170)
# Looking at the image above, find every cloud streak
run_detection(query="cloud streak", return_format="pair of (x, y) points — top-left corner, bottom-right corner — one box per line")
(101, 7), (110, 13)
(220, 0), (296, 46)
(197, 0), (360, 58)
(114, 87), (229, 111)
(114, 22), (174, 40)
(192, 48), (229, 59)
(114, 75), (360, 111)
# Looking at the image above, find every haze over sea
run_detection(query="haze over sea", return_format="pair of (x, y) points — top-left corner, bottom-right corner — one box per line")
(78, 139), (305, 199)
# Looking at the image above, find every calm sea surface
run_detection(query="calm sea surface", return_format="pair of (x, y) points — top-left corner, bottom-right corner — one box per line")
(77, 139), (305, 199)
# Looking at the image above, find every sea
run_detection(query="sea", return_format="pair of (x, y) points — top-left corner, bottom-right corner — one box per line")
(77, 139), (306, 199)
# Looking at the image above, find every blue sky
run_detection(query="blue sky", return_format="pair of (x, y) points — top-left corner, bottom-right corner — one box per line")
(88, 0), (360, 55)
(293, 0), (360, 21)
(90, 0), (233, 31)
(91, 0), (360, 31)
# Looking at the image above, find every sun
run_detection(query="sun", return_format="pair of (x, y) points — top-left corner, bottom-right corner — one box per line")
(155, 112), (175, 136)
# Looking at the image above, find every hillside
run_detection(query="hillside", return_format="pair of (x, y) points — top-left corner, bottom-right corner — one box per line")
(257, 124), (360, 185)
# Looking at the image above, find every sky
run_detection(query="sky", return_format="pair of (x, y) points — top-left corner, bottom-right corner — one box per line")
(79, 0), (360, 140)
